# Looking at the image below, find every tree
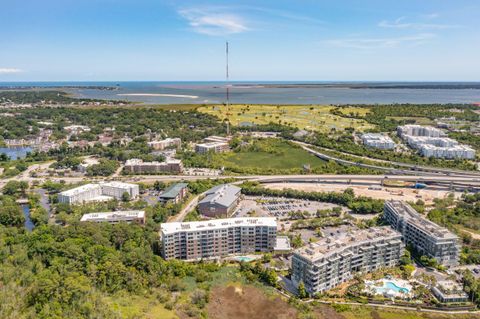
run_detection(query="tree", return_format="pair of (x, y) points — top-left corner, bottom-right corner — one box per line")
(0, 203), (25, 226)
(121, 192), (130, 202)
(298, 282), (308, 298)
(2, 181), (28, 196)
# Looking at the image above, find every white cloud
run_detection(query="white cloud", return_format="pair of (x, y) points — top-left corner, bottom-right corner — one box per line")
(378, 17), (460, 30)
(324, 33), (436, 49)
(179, 8), (249, 36)
(0, 68), (22, 74)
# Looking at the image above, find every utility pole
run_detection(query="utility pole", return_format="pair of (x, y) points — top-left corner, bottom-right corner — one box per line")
(225, 41), (230, 136)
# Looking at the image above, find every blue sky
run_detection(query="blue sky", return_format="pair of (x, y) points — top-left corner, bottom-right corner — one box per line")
(1, 0), (479, 81)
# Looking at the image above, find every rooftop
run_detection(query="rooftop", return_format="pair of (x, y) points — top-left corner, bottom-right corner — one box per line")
(199, 184), (241, 208)
(386, 200), (458, 240)
(159, 182), (188, 199)
(59, 183), (101, 196)
(160, 217), (277, 235)
(294, 227), (402, 263)
(80, 210), (145, 222)
(100, 181), (138, 189)
(125, 158), (182, 166)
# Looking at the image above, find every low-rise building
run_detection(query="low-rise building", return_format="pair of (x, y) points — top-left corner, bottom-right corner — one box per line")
(195, 141), (230, 154)
(198, 184), (241, 217)
(292, 227), (403, 295)
(431, 280), (469, 303)
(159, 182), (189, 204)
(160, 217), (277, 260)
(361, 133), (396, 150)
(384, 200), (460, 267)
(80, 210), (146, 224)
(124, 158), (183, 174)
(58, 182), (139, 204)
(148, 137), (181, 150)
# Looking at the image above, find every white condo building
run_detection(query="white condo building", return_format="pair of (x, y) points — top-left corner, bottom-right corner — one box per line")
(397, 125), (443, 138)
(384, 200), (460, 267)
(292, 227), (403, 295)
(58, 182), (139, 204)
(148, 138), (181, 150)
(361, 133), (396, 150)
(160, 217), (277, 261)
(397, 125), (475, 159)
(80, 210), (146, 224)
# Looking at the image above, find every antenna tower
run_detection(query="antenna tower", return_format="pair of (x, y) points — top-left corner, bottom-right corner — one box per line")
(225, 41), (230, 136)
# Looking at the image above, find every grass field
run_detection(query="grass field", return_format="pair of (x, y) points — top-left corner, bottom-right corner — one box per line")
(336, 106), (371, 116)
(197, 104), (374, 132)
(222, 140), (325, 170)
(106, 293), (178, 319)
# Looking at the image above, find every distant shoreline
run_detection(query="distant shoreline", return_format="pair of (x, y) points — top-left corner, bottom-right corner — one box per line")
(117, 93), (199, 99)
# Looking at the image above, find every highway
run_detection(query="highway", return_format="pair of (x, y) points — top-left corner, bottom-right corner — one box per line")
(293, 141), (480, 177)
(4, 171), (480, 188)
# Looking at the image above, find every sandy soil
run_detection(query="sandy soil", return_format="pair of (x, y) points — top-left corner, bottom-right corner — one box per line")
(207, 285), (298, 319)
(264, 183), (459, 205)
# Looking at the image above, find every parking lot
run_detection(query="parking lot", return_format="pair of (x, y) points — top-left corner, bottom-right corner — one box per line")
(233, 196), (344, 220)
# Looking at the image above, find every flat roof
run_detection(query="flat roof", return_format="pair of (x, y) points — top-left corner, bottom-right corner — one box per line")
(125, 158), (182, 166)
(275, 236), (292, 251)
(160, 217), (277, 235)
(81, 210), (145, 222)
(195, 142), (229, 148)
(386, 200), (458, 240)
(100, 181), (138, 189)
(294, 226), (402, 263)
(59, 183), (101, 196)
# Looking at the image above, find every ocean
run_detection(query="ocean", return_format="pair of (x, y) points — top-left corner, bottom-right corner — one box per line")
(1, 81), (480, 105)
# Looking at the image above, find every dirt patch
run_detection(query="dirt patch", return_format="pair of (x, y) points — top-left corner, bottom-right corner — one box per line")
(312, 304), (346, 319)
(207, 285), (298, 319)
(264, 183), (459, 205)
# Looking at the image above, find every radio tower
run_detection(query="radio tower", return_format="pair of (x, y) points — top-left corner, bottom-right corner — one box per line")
(225, 41), (230, 136)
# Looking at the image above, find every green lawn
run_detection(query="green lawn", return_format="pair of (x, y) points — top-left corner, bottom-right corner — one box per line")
(198, 104), (374, 132)
(217, 139), (327, 173)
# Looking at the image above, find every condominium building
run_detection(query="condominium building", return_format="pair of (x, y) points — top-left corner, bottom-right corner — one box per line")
(195, 142), (230, 154)
(420, 144), (475, 159)
(124, 158), (183, 174)
(58, 184), (103, 204)
(361, 133), (396, 150)
(101, 181), (140, 200)
(148, 137), (181, 150)
(384, 200), (460, 267)
(159, 182), (189, 204)
(398, 125), (475, 159)
(292, 227), (403, 295)
(198, 184), (241, 217)
(58, 182), (139, 204)
(80, 210), (146, 224)
(397, 125), (443, 138)
(160, 217), (277, 260)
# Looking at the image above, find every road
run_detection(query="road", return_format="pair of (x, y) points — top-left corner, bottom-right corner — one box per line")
(294, 141), (480, 177)
(168, 194), (204, 222)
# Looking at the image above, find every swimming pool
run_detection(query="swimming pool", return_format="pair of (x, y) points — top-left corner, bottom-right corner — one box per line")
(374, 281), (410, 294)
(234, 256), (255, 262)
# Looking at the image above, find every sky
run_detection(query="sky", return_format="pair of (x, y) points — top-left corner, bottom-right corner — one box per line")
(1, 0), (479, 81)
